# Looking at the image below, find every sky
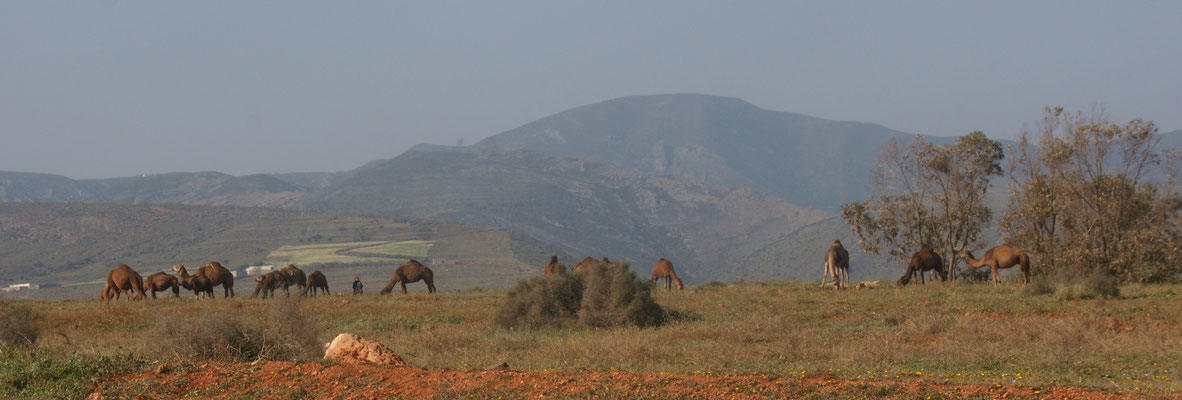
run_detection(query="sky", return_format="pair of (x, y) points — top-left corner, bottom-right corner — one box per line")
(1, 1), (1179, 179)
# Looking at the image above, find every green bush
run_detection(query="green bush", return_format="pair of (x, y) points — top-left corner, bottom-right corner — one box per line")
(495, 262), (665, 329)
(153, 299), (322, 361)
(0, 301), (38, 349)
(0, 352), (138, 399)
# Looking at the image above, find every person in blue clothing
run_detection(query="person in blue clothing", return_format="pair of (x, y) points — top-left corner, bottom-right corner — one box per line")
(352, 276), (363, 295)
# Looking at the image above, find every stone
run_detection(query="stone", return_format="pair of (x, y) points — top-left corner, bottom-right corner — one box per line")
(324, 333), (406, 366)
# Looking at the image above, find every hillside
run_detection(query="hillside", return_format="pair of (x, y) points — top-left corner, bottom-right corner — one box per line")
(0, 171), (107, 202)
(83, 172), (309, 207)
(0, 203), (565, 299)
(471, 93), (928, 211)
(301, 150), (828, 282)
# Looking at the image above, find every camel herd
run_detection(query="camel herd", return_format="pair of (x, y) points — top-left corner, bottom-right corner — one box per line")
(98, 260), (436, 301)
(97, 241), (1027, 300)
(820, 240), (1035, 289)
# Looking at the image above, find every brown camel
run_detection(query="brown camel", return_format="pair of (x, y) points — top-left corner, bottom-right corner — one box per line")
(305, 270), (330, 296)
(898, 247), (947, 286)
(280, 264), (307, 295)
(251, 271), (287, 299)
(380, 260), (436, 294)
(572, 256), (610, 273)
(144, 272), (180, 299)
(958, 245), (1032, 284)
(173, 262), (236, 298)
(99, 264), (147, 301)
(179, 274), (215, 299)
(543, 256), (561, 277)
(820, 240), (850, 289)
(651, 258), (684, 290)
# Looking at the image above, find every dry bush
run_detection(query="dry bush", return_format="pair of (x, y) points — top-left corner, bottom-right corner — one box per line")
(577, 262), (665, 328)
(495, 262), (665, 329)
(494, 273), (582, 329)
(0, 300), (38, 349)
(1023, 266), (1120, 299)
(152, 299), (322, 361)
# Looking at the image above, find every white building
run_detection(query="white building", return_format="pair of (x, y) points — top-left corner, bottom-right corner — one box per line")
(245, 265), (276, 276)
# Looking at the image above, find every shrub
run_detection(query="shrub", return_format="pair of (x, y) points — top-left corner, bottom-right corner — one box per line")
(494, 273), (582, 329)
(0, 301), (38, 349)
(495, 262), (665, 329)
(153, 299), (322, 361)
(577, 262), (665, 328)
(1024, 266), (1120, 299)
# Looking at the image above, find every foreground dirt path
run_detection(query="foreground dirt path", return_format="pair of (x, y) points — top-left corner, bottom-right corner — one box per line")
(99, 361), (1168, 399)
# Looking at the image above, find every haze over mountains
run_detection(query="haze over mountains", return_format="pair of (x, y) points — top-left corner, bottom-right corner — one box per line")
(3, 94), (1178, 286)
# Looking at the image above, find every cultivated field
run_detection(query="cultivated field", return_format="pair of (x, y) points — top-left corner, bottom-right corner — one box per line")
(3, 281), (1180, 399)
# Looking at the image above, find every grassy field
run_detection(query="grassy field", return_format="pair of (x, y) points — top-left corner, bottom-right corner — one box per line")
(264, 240), (434, 266)
(3, 280), (1180, 398)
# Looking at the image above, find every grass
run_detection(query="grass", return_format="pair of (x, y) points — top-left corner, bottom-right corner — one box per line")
(9, 281), (1182, 397)
(264, 240), (434, 265)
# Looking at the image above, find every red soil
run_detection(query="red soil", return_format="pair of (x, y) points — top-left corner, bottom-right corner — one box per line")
(96, 361), (1156, 399)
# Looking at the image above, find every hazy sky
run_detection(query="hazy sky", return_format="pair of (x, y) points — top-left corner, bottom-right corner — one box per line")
(2, 1), (1179, 179)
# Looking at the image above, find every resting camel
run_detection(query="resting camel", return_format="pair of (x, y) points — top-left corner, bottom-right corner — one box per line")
(572, 256), (610, 273)
(173, 262), (236, 298)
(898, 247), (947, 286)
(958, 244), (1032, 284)
(544, 256), (561, 277)
(380, 260), (436, 294)
(305, 270), (330, 296)
(820, 240), (850, 289)
(280, 264), (307, 295)
(99, 264), (147, 301)
(143, 272), (180, 299)
(651, 258), (684, 290)
(251, 271), (287, 299)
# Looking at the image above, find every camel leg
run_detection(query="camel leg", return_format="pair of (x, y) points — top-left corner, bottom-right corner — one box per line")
(992, 263), (1002, 285)
(400, 281), (407, 294)
(820, 263), (831, 288)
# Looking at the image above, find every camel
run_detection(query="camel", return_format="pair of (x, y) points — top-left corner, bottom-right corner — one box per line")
(173, 262), (236, 298)
(958, 244), (1032, 284)
(572, 256), (610, 273)
(280, 264), (307, 295)
(380, 260), (436, 294)
(179, 275), (215, 299)
(251, 271), (287, 299)
(544, 256), (561, 277)
(99, 264), (146, 301)
(820, 240), (850, 289)
(305, 270), (330, 296)
(898, 247), (947, 286)
(143, 272), (180, 299)
(651, 258), (684, 290)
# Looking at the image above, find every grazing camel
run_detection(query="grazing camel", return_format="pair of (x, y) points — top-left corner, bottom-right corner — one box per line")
(251, 271), (287, 299)
(99, 264), (147, 301)
(958, 245), (1032, 284)
(280, 264), (307, 295)
(898, 247), (947, 286)
(544, 256), (561, 277)
(572, 256), (610, 273)
(380, 260), (436, 294)
(144, 272), (181, 299)
(179, 275), (215, 299)
(173, 262), (236, 298)
(305, 271), (330, 296)
(651, 258), (684, 290)
(820, 240), (850, 289)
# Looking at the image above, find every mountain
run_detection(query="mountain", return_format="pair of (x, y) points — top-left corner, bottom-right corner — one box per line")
(0, 171), (107, 202)
(472, 93), (923, 211)
(301, 150), (828, 282)
(83, 172), (308, 207)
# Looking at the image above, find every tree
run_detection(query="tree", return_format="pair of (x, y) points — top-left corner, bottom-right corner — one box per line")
(842, 132), (1004, 277)
(1000, 107), (1182, 282)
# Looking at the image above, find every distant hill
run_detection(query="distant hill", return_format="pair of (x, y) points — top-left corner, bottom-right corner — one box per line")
(0, 171), (106, 202)
(82, 172), (308, 207)
(472, 94), (926, 211)
(301, 150), (828, 282)
(0, 203), (566, 299)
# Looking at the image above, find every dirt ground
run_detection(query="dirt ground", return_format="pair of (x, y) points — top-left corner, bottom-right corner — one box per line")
(96, 361), (1167, 400)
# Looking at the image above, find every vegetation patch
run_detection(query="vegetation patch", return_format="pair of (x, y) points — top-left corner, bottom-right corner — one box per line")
(0, 300), (38, 348)
(265, 240), (433, 266)
(152, 299), (323, 362)
(496, 262), (665, 329)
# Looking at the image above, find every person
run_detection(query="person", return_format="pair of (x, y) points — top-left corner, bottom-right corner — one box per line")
(352, 276), (363, 295)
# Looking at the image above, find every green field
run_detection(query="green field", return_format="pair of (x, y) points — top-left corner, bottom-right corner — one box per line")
(264, 240), (434, 266)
